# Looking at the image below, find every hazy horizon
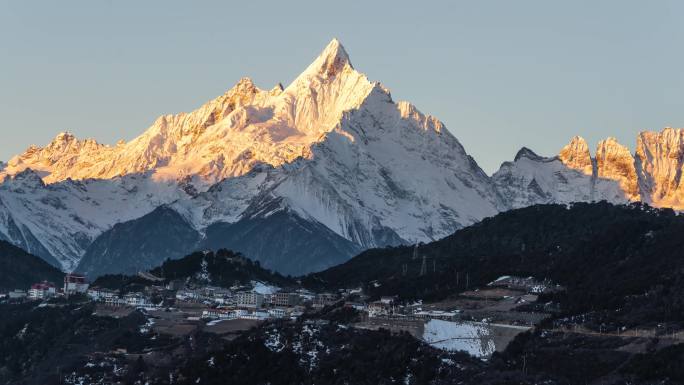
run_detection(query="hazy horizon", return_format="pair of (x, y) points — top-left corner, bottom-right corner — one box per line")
(2, 0), (684, 174)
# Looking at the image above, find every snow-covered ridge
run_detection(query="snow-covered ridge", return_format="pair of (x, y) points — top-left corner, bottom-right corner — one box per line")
(0, 39), (502, 271)
(0, 39), (378, 188)
(4, 37), (684, 274)
(0, 169), (187, 270)
(495, 128), (684, 210)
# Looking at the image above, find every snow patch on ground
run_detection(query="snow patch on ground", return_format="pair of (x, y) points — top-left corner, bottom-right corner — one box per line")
(422, 319), (496, 358)
(251, 281), (279, 295)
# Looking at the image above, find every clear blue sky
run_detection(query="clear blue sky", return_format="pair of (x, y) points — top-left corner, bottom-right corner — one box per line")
(2, 1), (683, 174)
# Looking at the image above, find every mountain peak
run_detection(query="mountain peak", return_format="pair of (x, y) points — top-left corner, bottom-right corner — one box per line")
(302, 38), (352, 77)
(601, 136), (619, 144)
(227, 77), (259, 95)
(567, 135), (588, 147)
(558, 136), (592, 175)
(596, 137), (631, 157)
(514, 147), (543, 161)
(53, 131), (76, 143)
(595, 136), (639, 201)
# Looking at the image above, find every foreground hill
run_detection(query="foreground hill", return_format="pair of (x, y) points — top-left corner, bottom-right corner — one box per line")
(148, 249), (296, 287)
(92, 249), (295, 292)
(5, 204), (684, 384)
(76, 205), (362, 277)
(0, 240), (63, 291)
(307, 202), (684, 325)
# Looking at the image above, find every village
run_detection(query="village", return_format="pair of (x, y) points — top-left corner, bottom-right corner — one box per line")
(0, 272), (336, 321)
(0, 270), (562, 358)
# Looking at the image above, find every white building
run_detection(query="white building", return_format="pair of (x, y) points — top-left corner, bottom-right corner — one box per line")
(202, 309), (236, 320)
(368, 301), (392, 317)
(236, 291), (264, 308)
(413, 310), (458, 320)
(240, 310), (269, 320)
(313, 293), (338, 308)
(268, 308), (287, 319)
(9, 290), (27, 299)
(28, 282), (57, 300)
(271, 292), (300, 307)
(176, 289), (201, 301)
(105, 296), (126, 306)
(64, 274), (89, 295)
(87, 287), (117, 301)
(124, 292), (151, 307)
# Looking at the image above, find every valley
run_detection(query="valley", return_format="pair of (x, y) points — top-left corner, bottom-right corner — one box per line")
(3, 202), (684, 384)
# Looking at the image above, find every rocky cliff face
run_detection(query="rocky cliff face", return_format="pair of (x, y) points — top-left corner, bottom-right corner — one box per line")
(596, 137), (640, 202)
(495, 128), (684, 210)
(636, 128), (684, 209)
(558, 136), (593, 176)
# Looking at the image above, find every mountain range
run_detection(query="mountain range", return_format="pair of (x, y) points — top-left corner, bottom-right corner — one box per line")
(0, 39), (683, 276)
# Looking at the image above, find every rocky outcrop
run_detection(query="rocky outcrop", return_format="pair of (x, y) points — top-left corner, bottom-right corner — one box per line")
(558, 136), (593, 175)
(636, 128), (684, 209)
(596, 137), (640, 201)
(496, 129), (684, 210)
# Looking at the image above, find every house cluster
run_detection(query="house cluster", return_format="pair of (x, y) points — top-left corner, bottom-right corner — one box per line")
(366, 296), (399, 317)
(2, 274), (90, 302)
(80, 278), (349, 323)
(199, 287), (340, 321)
(361, 296), (461, 321)
(88, 284), (169, 308)
(93, 290), (159, 308)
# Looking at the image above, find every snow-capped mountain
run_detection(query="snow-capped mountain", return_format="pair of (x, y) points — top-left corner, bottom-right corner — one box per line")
(0, 170), (188, 270)
(0, 39), (504, 275)
(493, 136), (630, 208)
(170, 39), (506, 246)
(4, 38), (684, 276)
(493, 129), (684, 210)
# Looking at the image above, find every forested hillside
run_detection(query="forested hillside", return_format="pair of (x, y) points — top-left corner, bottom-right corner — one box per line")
(93, 249), (295, 292)
(0, 241), (64, 291)
(307, 202), (684, 325)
